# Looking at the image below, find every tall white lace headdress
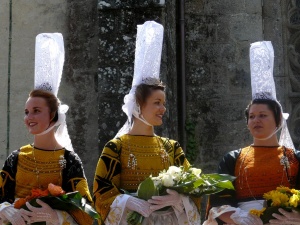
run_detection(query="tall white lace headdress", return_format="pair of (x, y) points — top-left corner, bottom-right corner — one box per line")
(114, 21), (164, 138)
(249, 41), (294, 149)
(34, 33), (73, 151)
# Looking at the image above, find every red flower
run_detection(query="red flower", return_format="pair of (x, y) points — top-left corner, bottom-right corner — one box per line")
(31, 188), (49, 198)
(14, 197), (28, 209)
(14, 183), (64, 209)
(48, 183), (65, 196)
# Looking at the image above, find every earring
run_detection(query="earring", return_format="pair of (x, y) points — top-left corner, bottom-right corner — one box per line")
(136, 103), (141, 114)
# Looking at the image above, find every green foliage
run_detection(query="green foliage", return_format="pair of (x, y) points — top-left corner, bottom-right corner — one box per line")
(127, 166), (235, 225)
(137, 177), (159, 200)
(19, 191), (100, 225)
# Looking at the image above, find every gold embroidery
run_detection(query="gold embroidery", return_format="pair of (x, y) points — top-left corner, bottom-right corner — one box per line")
(61, 211), (71, 225)
(15, 145), (64, 197)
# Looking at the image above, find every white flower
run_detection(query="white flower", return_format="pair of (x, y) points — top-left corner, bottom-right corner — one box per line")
(167, 166), (182, 181)
(190, 168), (201, 177)
(161, 174), (174, 187)
(190, 188), (200, 194)
(158, 169), (167, 178)
(152, 177), (162, 187)
(167, 166), (181, 175)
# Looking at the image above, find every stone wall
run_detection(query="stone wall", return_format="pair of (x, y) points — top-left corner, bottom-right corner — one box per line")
(285, 0), (300, 148)
(65, 0), (99, 188)
(1, 0), (300, 221)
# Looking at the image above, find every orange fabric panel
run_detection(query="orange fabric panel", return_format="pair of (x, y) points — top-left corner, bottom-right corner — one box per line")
(234, 146), (299, 200)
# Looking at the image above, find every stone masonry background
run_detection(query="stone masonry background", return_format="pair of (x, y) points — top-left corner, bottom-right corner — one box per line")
(1, 0), (300, 221)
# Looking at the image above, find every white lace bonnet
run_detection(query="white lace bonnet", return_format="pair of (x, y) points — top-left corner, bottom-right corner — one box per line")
(249, 41), (294, 149)
(34, 33), (73, 151)
(114, 21), (164, 138)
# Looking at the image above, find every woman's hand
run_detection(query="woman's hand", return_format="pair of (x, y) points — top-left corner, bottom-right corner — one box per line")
(148, 189), (183, 212)
(230, 208), (263, 225)
(0, 205), (26, 225)
(20, 199), (59, 224)
(269, 208), (300, 225)
(126, 196), (153, 217)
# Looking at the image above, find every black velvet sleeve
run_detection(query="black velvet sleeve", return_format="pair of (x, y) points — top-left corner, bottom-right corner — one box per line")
(61, 150), (92, 201)
(294, 149), (300, 189)
(209, 149), (241, 208)
(0, 150), (19, 203)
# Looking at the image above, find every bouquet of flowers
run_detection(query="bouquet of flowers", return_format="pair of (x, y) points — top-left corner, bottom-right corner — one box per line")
(127, 166), (235, 225)
(250, 186), (300, 224)
(14, 183), (100, 225)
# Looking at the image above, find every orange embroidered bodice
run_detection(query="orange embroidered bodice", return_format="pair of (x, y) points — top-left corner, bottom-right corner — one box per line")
(234, 146), (299, 200)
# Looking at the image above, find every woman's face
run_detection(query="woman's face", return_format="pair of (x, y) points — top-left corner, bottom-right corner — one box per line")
(247, 103), (277, 139)
(140, 89), (166, 126)
(24, 97), (52, 135)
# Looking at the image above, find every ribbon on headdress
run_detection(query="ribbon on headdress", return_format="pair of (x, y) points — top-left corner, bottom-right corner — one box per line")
(249, 41), (294, 149)
(34, 33), (73, 151)
(114, 21), (164, 138)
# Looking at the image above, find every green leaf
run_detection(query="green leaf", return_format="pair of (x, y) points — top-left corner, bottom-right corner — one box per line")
(82, 203), (101, 219)
(215, 180), (235, 190)
(127, 211), (144, 225)
(203, 173), (236, 181)
(193, 179), (205, 187)
(137, 177), (158, 200)
(21, 191), (100, 220)
(170, 181), (196, 193)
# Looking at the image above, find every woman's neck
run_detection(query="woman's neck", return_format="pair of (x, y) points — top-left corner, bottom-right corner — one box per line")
(33, 131), (62, 150)
(128, 119), (154, 136)
(253, 135), (279, 146)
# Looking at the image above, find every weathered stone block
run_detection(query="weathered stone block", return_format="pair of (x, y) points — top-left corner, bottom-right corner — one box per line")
(99, 36), (135, 65)
(203, 0), (246, 15)
(229, 14), (263, 41)
(228, 66), (251, 94)
(98, 66), (133, 94)
(185, 0), (205, 14)
(263, 0), (282, 17)
(186, 14), (218, 42)
(245, 0), (262, 14)
(98, 0), (165, 10)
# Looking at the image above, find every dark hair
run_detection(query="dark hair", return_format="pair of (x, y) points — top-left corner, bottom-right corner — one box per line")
(135, 81), (165, 107)
(244, 99), (282, 127)
(29, 89), (60, 122)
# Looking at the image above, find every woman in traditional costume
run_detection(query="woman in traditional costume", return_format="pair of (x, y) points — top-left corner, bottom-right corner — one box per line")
(0, 33), (93, 225)
(204, 41), (300, 225)
(93, 21), (201, 225)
